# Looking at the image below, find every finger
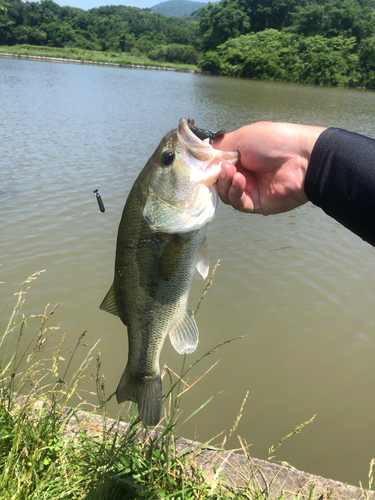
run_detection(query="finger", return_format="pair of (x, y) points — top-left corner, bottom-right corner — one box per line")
(228, 168), (260, 213)
(217, 162), (238, 205)
(213, 130), (238, 152)
(227, 172), (253, 212)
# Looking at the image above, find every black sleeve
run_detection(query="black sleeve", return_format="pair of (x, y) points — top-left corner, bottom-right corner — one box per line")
(304, 127), (375, 246)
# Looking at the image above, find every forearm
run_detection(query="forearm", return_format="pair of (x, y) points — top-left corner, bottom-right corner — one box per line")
(305, 128), (375, 246)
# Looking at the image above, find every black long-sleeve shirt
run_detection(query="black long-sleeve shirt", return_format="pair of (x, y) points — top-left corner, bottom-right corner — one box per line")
(304, 127), (375, 246)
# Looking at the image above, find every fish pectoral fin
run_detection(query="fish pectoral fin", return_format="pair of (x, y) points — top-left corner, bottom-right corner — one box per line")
(196, 237), (209, 279)
(169, 304), (199, 354)
(99, 283), (120, 318)
(158, 236), (187, 281)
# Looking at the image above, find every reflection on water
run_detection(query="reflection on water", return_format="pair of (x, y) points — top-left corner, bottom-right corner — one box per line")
(1, 57), (375, 486)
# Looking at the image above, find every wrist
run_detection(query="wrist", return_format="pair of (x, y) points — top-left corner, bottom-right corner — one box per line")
(298, 125), (327, 176)
(297, 125), (327, 199)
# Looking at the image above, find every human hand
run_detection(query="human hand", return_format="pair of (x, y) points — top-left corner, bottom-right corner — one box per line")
(214, 121), (326, 215)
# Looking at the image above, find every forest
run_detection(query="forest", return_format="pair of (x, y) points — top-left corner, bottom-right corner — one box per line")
(1, 0), (375, 87)
(0, 0), (198, 53)
(198, 0), (375, 87)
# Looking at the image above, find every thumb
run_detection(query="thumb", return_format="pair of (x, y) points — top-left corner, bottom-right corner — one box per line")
(213, 130), (239, 152)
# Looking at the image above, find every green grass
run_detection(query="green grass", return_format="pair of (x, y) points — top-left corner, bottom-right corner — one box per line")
(0, 270), (346, 499)
(0, 44), (199, 72)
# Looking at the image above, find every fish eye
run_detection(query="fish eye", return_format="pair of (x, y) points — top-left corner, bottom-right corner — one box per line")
(161, 151), (175, 166)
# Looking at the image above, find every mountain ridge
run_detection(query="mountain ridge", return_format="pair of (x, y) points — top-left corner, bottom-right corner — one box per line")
(150, 0), (208, 18)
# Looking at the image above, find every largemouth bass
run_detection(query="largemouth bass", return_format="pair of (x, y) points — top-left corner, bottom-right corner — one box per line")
(100, 118), (238, 426)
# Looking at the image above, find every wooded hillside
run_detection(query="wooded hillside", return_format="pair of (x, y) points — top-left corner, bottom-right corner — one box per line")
(0, 0), (197, 52)
(198, 0), (375, 87)
(1, 0), (375, 87)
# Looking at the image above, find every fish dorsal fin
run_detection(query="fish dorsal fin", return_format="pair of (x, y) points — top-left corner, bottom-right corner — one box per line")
(196, 237), (209, 279)
(99, 283), (120, 318)
(169, 304), (199, 354)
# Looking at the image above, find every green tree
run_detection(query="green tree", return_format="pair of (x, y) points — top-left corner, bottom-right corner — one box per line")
(290, 35), (360, 85)
(1, 0), (199, 52)
(0, 0), (24, 44)
(291, 0), (375, 42)
(201, 29), (294, 77)
(243, 0), (299, 32)
(198, 0), (302, 51)
(200, 29), (361, 86)
(198, 0), (250, 51)
(0, 0), (9, 14)
(358, 35), (375, 86)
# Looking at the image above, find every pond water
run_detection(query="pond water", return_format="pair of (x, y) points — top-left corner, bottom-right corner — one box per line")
(1, 56), (375, 487)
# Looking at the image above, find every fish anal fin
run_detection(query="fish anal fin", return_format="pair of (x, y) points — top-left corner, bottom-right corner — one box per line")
(99, 283), (120, 318)
(196, 237), (209, 279)
(169, 304), (199, 354)
(158, 236), (187, 281)
(116, 367), (162, 426)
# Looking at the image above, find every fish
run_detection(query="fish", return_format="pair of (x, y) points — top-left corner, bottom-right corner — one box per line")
(100, 117), (239, 426)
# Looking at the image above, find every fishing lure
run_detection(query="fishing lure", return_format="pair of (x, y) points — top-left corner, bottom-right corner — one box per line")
(93, 189), (105, 213)
(187, 118), (225, 144)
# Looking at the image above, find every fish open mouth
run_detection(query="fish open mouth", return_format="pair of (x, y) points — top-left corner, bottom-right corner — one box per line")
(177, 117), (236, 187)
(177, 118), (223, 187)
(178, 118), (214, 159)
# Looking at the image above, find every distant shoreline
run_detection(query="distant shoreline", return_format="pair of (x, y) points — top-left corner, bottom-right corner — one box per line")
(0, 52), (209, 74)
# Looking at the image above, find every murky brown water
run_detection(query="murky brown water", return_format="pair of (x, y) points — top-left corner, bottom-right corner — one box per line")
(1, 57), (375, 487)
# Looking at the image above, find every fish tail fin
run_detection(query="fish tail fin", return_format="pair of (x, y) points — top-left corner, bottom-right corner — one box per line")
(116, 367), (162, 427)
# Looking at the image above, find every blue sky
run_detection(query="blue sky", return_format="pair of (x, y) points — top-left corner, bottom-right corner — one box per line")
(54, 0), (186, 10)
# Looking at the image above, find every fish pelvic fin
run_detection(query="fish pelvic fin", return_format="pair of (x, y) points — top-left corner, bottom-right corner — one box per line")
(99, 283), (120, 318)
(169, 304), (199, 354)
(116, 367), (162, 427)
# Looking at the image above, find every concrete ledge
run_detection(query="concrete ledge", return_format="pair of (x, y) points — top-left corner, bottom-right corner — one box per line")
(59, 405), (375, 500)
(0, 52), (210, 74)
